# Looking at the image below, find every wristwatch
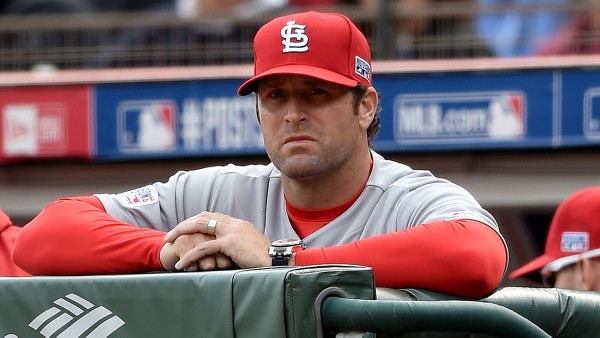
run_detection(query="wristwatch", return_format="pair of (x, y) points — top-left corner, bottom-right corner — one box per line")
(268, 238), (305, 266)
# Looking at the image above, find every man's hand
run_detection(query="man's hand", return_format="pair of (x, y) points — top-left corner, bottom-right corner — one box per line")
(164, 211), (272, 270)
(160, 215), (234, 271)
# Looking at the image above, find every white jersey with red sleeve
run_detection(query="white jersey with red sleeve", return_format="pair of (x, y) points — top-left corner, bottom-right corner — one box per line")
(95, 150), (505, 253)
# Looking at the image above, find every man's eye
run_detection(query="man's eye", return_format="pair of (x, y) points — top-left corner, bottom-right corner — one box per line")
(310, 88), (325, 95)
(269, 90), (285, 98)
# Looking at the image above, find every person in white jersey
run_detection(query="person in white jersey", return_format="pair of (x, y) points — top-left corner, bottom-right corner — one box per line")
(13, 11), (508, 298)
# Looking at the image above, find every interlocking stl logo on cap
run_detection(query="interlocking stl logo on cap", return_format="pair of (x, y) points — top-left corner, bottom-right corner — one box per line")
(281, 21), (309, 53)
(237, 11), (372, 96)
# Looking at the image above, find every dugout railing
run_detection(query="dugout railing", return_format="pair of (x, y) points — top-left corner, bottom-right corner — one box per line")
(1, 265), (599, 337)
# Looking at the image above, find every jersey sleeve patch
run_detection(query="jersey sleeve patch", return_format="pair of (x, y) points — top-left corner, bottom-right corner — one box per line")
(117, 186), (159, 207)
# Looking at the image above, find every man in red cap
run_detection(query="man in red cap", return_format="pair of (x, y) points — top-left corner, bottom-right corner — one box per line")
(510, 186), (600, 290)
(14, 11), (507, 298)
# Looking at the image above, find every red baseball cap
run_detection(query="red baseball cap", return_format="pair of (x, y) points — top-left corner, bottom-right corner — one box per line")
(237, 11), (372, 96)
(510, 186), (600, 279)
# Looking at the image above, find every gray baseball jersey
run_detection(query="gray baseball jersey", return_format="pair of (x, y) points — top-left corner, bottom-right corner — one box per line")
(96, 150), (506, 253)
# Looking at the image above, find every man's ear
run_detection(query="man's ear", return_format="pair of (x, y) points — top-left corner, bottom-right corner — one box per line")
(358, 87), (377, 130)
(579, 256), (600, 291)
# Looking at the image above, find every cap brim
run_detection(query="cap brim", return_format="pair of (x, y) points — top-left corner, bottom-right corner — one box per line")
(237, 64), (359, 96)
(509, 254), (553, 279)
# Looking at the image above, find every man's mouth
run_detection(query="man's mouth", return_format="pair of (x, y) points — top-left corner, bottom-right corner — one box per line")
(283, 135), (315, 145)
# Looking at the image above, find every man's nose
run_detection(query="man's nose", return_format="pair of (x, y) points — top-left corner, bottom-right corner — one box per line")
(284, 97), (308, 125)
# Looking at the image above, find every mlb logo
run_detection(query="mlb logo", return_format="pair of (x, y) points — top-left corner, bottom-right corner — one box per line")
(487, 93), (525, 140)
(394, 90), (526, 142)
(561, 232), (589, 252)
(117, 100), (177, 151)
(2, 103), (65, 156)
(355, 56), (371, 82)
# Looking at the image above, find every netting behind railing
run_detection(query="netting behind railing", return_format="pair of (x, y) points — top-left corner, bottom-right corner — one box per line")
(0, 2), (597, 71)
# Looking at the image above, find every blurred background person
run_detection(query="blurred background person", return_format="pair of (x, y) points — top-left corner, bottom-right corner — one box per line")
(535, 0), (600, 55)
(510, 186), (600, 291)
(394, 0), (493, 59)
(475, 0), (568, 56)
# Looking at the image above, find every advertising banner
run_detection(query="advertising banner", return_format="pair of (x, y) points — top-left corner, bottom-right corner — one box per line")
(372, 70), (555, 152)
(5, 63), (600, 162)
(94, 80), (264, 160)
(0, 85), (92, 162)
(561, 69), (600, 146)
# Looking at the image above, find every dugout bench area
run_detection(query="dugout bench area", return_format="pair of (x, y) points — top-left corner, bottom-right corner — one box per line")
(0, 265), (598, 337)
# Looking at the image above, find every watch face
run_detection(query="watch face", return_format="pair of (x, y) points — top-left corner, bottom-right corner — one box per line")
(271, 238), (303, 247)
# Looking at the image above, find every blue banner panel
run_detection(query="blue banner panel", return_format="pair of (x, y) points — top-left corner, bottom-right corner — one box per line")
(94, 80), (264, 160)
(560, 68), (600, 147)
(93, 66), (600, 160)
(371, 69), (556, 152)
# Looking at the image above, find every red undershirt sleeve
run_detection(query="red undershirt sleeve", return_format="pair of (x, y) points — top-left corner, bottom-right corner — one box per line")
(1, 209), (30, 277)
(12, 196), (166, 275)
(294, 219), (507, 298)
(13, 196), (507, 298)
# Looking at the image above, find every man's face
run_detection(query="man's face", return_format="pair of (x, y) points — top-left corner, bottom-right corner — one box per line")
(256, 75), (367, 180)
(552, 258), (600, 291)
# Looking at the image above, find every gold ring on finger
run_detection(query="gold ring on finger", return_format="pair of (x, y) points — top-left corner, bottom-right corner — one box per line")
(207, 218), (218, 235)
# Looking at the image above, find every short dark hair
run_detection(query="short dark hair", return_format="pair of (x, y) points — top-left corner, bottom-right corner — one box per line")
(351, 84), (381, 147)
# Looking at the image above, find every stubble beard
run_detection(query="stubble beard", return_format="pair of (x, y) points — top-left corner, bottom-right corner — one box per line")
(276, 153), (328, 179)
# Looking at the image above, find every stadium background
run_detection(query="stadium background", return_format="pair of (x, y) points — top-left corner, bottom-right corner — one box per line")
(1, 1), (600, 289)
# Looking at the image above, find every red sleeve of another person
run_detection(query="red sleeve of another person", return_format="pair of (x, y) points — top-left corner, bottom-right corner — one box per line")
(0, 209), (30, 276)
(294, 219), (507, 298)
(12, 196), (166, 275)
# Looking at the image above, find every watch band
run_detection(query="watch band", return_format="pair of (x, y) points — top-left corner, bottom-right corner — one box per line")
(269, 239), (305, 266)
(271, 246), (294, 266)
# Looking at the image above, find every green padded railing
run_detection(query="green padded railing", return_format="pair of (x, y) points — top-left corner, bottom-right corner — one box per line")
(369, 287), (600, 337)
(0, 265), (375, 338)
(2, 266), (600, 337)
(321, 297), (551, 337)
